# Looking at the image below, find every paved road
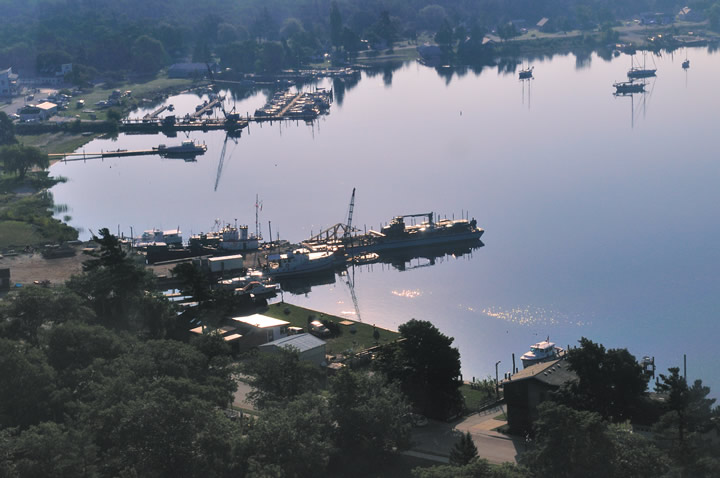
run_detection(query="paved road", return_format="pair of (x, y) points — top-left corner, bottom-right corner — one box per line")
(408, 406), (522, 465)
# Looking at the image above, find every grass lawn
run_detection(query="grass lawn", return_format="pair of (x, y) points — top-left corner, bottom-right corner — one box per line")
(0, 220), (38, 249)
(17, 132), (100, 155)
(58, 76), (197, 121)
(263, 302), (400, 355)
(460, 383), (496, 411)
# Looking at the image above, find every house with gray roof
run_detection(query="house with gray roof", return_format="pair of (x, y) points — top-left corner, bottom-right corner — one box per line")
(502, 358), (578, 434)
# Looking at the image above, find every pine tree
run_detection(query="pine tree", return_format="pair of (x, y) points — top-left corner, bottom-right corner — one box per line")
(449, 431), (478, 466)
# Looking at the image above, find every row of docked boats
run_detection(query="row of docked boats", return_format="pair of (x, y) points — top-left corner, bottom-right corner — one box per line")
(254, 89), (332, 119)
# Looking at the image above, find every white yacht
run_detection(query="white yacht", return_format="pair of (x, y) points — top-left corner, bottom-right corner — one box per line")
(520, 338), (564, 368)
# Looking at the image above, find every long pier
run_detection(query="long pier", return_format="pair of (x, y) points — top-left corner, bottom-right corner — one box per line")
(190, 97), (224, 119)
(49, 149), (162, 161)
(144, 105), (170, 120)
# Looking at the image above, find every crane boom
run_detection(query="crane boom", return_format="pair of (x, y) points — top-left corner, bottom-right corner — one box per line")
(344, 188), (355, 240)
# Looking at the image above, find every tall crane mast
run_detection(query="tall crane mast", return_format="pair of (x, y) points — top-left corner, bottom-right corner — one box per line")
(344, 188), (355, 241)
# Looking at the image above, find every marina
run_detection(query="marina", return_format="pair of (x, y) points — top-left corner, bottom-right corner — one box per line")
(50, 50), (720, 394)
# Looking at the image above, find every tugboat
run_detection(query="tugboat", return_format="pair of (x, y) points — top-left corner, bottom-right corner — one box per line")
(520, 338), (564, 368)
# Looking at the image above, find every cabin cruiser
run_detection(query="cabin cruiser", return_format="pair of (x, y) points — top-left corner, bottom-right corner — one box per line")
(520, 338), (564, 368)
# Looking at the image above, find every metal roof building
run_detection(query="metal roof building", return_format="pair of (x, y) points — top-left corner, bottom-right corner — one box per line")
(259, 333), (327, 366)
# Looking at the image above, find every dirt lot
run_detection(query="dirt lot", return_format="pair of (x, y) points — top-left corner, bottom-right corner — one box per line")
(0, 247), (88, 287)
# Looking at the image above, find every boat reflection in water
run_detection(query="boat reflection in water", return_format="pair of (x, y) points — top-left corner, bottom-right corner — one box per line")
(276, 239), (483, 295)
(277, 269), (337, 295)
(370, 239), (484, 272)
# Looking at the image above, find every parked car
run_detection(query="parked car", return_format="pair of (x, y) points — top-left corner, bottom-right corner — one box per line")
(309, 320), (330, 336)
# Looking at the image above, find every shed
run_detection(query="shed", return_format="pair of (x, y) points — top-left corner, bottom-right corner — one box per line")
(208, 254), (244, 273)
(36, 101), (58, 120)
(259, 333), (327, 366)
(502, 358), (577, 434)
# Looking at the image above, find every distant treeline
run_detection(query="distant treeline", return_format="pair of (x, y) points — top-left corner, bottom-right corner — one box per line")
(1, 0), (719, 79)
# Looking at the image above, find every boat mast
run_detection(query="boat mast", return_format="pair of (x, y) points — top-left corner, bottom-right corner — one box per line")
(255, 194), (260, 239)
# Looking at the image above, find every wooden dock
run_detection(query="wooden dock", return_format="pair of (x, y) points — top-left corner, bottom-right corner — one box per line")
(190, 97), (224, 119)
(49, 149), (163, 161)
(143, 105), (170, 120)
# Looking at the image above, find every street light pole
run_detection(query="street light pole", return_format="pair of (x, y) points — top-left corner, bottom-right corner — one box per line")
(495, 360), (502, 398)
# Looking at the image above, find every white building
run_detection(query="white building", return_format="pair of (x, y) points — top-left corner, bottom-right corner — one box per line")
(230, 314), (290, 351)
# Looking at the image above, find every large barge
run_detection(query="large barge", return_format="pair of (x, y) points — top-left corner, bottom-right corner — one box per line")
(305, 212), (484, 256)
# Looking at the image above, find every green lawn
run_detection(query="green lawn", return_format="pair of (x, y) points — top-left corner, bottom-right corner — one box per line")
(59, 76), (197, 121)
(460, 383), (496, 411)
(0, 220), (38, 249)
(17, 132), (100, 155)
(263, 302), (400, 355)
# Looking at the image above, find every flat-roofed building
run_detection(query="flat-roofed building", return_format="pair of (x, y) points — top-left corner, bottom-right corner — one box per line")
(259, 333), (327, 366)
(230, 314), (290, 351)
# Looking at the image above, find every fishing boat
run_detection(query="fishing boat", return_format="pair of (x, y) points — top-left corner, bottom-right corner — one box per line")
(265, 249), (336, 279)
(519, 66), (534, 79)
(613, 80), (645, 94)
(134, 228), (183, 248)
(155, 140), (207, 158)
(520, 338), (564, 368)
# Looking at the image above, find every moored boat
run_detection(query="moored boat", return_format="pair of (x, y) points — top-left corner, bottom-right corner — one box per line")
(265, 248), (336, 279)
(520, 338), (564, 368)
(155, 140), (207, 158)
(613, 80), (645, 94)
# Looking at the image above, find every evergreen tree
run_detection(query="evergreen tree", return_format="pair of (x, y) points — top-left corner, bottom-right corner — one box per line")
(449, 431), (478, 466)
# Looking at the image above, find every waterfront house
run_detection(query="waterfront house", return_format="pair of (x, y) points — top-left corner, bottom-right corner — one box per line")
(502, 358), (577, 434)
(259, 333), (327, 366)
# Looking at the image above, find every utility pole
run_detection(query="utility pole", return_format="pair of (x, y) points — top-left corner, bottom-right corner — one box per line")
(495, 360), (502, 398)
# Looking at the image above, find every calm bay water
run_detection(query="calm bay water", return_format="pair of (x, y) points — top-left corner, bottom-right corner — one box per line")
(51, 49), (720, 393)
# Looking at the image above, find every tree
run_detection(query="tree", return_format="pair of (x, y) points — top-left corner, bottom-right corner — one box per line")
(435, 19), (454, 49)
(0, 144), (49, 180)
(497, 23), (518, 42)
(256, 42), (285, 73)
(130, 35), (167, 74)
(330, 1), (343, 48)
(0, 286), (93, 345)
(654, 366), (717, 464)
(67, 228), (162, 331)
(413, 458), (528, 478)
(0, 112), (16, 146)
(2, 422), (99, 478)
(449, 431), (478, 466)
(559, 337), (649, 421)
(710, 3), (720, 32)
(328, 369), (411, 456)
(522, 402), (614, 478)
(244, 348), (322, 408)
(374, 319), (463, 419)
(246, 393), (333, 478)
(0, 338), (58, 429)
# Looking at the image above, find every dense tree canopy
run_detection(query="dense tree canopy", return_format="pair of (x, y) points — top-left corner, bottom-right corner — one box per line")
(374, 319), (463, 419)
(558, 337), (650, 422)
(0, 144), (49, 180)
